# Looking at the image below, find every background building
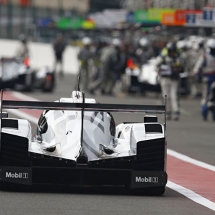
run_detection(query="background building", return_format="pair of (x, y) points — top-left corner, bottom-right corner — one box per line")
(1, 0), (215, 40)
(1, 0), (89, 12)
(152, 0), (215, 9)
(123, 0), (215, 10)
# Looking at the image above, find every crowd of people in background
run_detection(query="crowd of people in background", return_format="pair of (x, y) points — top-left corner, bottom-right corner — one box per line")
(74, 28), (215, 122)
(14, 26), (215, 122)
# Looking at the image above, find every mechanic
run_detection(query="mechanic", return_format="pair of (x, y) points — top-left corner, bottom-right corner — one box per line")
(53, 34), (66, 77)
(16, 34), (29, 62)
(135, 38), (154, 66)
(156, 42), (182, 121)
(89, 38), (126, 95)
(177, 40), (193, 96)
(88, 38), (113, 95)
(76, 37), (93, 91)
(135, 37), (154, 96)
(193, 38), (215, 121)
(189, 40), (205, 99)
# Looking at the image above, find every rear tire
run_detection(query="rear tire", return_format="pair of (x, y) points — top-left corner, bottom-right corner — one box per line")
(24, 73), (34, 92)
(42, 74), (55, 92)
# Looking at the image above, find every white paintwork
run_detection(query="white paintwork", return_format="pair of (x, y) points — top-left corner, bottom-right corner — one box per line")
(2, 118), (32, 142)
(3, 91), (165, 162)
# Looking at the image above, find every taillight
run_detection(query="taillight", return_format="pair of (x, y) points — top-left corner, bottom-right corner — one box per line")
(24, 58), (29, 67)
(46, 75), (52, 81)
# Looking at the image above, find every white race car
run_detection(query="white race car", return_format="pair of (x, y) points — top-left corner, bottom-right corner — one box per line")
(125, 58), (161, 94)
(0, 57), (55, 92)
(0, 89), (167, 195)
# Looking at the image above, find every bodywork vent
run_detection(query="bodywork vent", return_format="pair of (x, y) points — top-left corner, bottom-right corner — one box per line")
(144, 115), (157, 123)
(134, 138), (165, 171)
(1, 119), (18, 129)
(0, 133), (30, 166)
(145, 124), (162, 133)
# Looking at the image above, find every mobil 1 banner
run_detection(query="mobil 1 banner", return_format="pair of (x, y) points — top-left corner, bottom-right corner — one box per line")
(131, 171), (167, 188)
(0, 166), (32, 185)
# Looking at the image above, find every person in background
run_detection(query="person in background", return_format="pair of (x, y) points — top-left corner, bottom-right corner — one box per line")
(135, 37), (154, 66)
(177, 40), (192, 96)
(207, 81), (215, 119)
(53, 34), (66, 77)
(76, 37), (93, 91)
(193, 38), (215, 121)
(89, 38), (126, 96)
(156, 42), (182, 121)
(102, 38), (126, 96)
(189, 40), (205, 98)
(89, 38), (113, 95)
(152, 39), (162, 57)
(16, 34), (29, 61)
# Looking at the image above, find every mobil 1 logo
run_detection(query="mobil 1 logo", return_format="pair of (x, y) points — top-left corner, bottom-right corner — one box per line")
(5, 172), (29, 179)
(0, 166), (32, 185)
(135, 176), (158, 183)
(131, 171), (167, 188)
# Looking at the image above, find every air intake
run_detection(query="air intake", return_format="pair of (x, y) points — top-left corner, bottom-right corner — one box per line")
(144, 115), (157, 123)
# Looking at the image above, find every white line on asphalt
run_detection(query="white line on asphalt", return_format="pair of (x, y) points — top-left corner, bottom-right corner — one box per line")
(167, 149), (215, 172)
(167, 181), (215, 211)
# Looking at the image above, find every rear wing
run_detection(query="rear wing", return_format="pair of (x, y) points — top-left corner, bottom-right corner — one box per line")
(0, 90), (166, 123)
(2, 100), (165, 114)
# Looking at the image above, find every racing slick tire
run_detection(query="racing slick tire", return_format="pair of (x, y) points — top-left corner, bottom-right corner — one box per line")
(42, 74), (55, 93)
(24, 73), (35, 92)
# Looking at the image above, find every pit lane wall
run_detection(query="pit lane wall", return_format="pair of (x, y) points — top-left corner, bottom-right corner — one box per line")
(0, 39), (80, 74)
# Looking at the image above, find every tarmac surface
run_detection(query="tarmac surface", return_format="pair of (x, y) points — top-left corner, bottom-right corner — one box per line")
(0, 74), (215, 215)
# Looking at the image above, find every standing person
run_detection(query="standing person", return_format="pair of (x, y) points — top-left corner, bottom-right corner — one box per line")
(16, 34), (29, 61)
(53, 34), (66, 77)
(152, 39), (162, 57)
(135, 37), (154, 65)
(89, 38), (124, 95)
(177, 40), (192, 96)
(89, 38), (114, 95)
(76, 37), (92, 91)
(193, 38), (215, 121)
(156, 42), (182, 121)
(189, 40), (205, 98)
(134, 37), (155, 95)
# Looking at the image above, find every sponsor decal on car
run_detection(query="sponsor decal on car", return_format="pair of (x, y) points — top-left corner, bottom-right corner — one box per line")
(0, 167), (32, 185)
(135, 176), (158, 183)
(131, 171), (167, 188)
(5, 172), (29, 179)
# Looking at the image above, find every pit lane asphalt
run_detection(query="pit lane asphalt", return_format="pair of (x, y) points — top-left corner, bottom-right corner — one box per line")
(1, 74), (214, 215)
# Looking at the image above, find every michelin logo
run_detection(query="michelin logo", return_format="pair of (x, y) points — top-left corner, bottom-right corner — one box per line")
(6, 172), (28, 179)
(136, 176), (158, 183)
